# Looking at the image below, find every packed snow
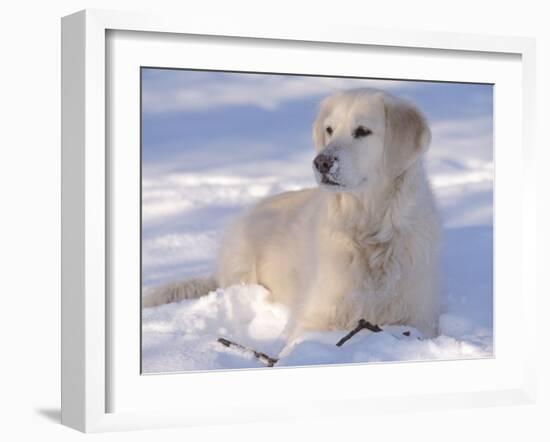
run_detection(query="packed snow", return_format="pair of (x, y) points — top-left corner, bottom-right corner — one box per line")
(141, 77), (493, 373)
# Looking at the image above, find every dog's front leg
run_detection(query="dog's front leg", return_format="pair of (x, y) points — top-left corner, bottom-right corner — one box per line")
(278, 233), (359, 353)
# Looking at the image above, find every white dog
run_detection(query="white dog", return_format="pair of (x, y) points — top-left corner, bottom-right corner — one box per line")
(144, 89), (441, 339)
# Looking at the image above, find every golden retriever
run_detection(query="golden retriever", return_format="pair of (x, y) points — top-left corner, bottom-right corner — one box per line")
(144, 88), (441, 339)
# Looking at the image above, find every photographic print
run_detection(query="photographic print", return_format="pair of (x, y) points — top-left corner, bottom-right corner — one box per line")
(140, 69), (493, 373)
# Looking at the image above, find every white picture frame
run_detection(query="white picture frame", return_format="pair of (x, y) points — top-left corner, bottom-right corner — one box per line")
(61, 9), (537, 433)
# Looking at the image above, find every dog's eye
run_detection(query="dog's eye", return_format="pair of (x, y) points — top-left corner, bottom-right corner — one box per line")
(326, 126), (333, 136)
(353, 126), (373, 138)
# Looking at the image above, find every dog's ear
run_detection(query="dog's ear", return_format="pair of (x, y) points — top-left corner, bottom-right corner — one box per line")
(383, 97), (431, 178)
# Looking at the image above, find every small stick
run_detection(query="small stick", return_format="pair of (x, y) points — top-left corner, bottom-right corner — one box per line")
(336, 319), (383, 347)
(217, 337), (279, 367)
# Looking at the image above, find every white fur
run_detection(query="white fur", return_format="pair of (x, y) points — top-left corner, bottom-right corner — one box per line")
(145, 89), (441, 339)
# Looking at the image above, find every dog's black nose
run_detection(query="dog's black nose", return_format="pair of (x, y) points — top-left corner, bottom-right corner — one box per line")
(314, 154), (335, 174)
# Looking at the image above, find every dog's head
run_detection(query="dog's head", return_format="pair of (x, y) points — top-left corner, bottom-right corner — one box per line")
(312, 89), (431, 192)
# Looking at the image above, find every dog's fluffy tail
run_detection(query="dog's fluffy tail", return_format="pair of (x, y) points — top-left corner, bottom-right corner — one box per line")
(142, 276), (218, 308)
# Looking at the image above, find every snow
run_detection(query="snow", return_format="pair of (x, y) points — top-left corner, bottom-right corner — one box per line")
(141, 83), (493, 373)
(141, 282), (491, 373)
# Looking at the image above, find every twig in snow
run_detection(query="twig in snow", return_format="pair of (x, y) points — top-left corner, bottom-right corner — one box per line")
(336, 319), (383, 347)
(217, 337), (279, 367)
